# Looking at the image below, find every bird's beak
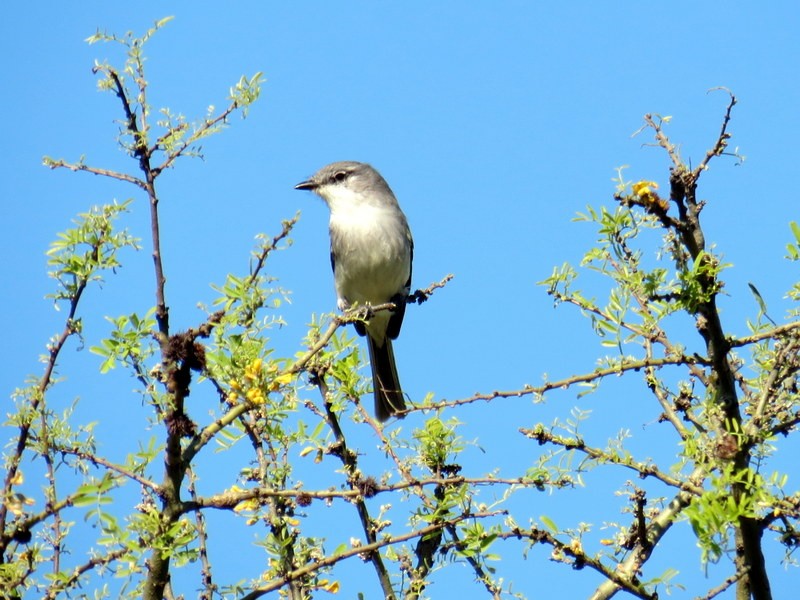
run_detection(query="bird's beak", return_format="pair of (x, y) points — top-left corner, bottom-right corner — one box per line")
(294, 179), (316, 191)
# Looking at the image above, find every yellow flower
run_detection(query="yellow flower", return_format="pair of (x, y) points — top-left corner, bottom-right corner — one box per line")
(246, 388), (266, 404)
(268, 371), (294, 391)
(631, 180), (669, 212)
(274, 372), (294, 385)
(244, 358), (263, 381)
(632, 180), (658, 198)
(233, 492), (260, 513)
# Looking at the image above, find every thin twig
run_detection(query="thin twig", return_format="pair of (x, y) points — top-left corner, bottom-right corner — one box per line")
(422, 353), (709, 414)
(188, 468), (215, 600)
(694, 567), (749, 600)
(43, 159), (146, 189)
(694, 89), (737, 177)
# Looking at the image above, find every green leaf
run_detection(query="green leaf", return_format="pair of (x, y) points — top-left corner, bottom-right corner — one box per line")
(790, 220), (800, 243)
(539, 515), (558, 534)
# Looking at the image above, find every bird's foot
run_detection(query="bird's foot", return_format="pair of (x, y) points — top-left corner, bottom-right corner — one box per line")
(354, 304), (374, 321)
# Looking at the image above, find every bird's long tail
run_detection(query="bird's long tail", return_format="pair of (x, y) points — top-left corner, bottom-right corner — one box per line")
(367, 336), (406, 421)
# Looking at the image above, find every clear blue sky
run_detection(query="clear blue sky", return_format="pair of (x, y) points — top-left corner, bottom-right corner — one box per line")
(3, 2), (799, 598)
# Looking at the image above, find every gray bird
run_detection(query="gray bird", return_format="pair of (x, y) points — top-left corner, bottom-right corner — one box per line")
(295, 161), (413, 421)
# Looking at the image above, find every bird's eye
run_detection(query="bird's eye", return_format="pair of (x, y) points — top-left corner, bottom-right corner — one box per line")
(333, 171), (348, 183)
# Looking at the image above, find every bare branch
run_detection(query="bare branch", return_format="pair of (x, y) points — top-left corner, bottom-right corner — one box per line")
(694, 89), (737, 177)
(43, 158), (146, 188)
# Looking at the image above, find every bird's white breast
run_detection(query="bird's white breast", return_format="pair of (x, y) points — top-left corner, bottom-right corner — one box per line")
(327, 190), (411, 308)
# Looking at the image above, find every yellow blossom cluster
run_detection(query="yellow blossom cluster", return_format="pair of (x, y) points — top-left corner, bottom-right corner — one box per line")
(631, 180), (658, 198)
(631, 180), (669, 212)
(226, 357), (294, 406)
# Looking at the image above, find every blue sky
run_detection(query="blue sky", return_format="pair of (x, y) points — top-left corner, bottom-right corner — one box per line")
(3, 2), (800, 598)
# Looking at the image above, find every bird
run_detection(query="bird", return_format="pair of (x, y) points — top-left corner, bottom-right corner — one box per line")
(295, 161), (413, 421)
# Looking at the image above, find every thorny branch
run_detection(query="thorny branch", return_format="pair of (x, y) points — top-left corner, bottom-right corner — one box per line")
(0, 221), (115, 566)
(239, 512), (504, 600)
(315, 377), (396, 599)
